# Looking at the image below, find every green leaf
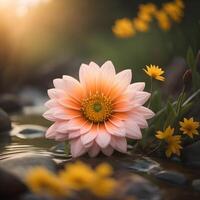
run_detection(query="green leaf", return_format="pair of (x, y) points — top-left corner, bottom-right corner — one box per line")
(186, 46), (195, 71)
(149, 90), (162, 112)
(64, 141), (70, 156)
(164, 101), (177, 128)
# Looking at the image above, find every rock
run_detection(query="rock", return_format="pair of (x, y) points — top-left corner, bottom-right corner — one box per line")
(21, 193), (54, 200)
(119, 174), (162, 200)
(0, 94), (22, 113)
(0, 108), (11, 133)
(50, 143), (71, 161)
(192, 179), (200, 192)
(128, 157), (161, 174)
(0, 153), (57, 179)
(154, 170), (187, 185)
(11, 125), (46, 139)
(181, 141), (200, 167)
(0, 168), (27, 199)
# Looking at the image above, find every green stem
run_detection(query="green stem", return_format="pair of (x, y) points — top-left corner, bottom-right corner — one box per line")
(148, 77), (153, 108)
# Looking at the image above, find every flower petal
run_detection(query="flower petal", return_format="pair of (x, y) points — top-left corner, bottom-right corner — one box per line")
(125, 120), (142, 139)
(68, 130), (81, 139)
(70, 138), (87, 157)
(95, 125), (111, 148)
(110, 136), (127, 153)
(101, 145), (114, 156)
(105, 121), (126, 137)
(81, 126), (97, 145)
(88, 142), (100, 157)
(67, 117), (86, 131)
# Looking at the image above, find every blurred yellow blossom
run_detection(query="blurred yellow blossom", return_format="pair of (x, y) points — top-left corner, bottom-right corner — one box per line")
(59, 161), (96, 190)
(89, 175), (117, 197)
(143, 65), (165, 81)
(26, 167), (67, 197)
(133, 18), (149, 32)
(139, 3), (157, 15)
(112, 18), (135, 38)
(175, 0), (185, 9)
(179, 118), (200, 138)
(156, 126), (182, 157)
(89, 163), (117, 197)
(163, 1), (184, 22)
(112, 0), (185, 37)
(59, 161), (117, 198)
(95, 163), (113, 177)
(155, 10), (171, 31)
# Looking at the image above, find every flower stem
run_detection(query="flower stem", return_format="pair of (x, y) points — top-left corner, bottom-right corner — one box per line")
(148, 77), (153, 108)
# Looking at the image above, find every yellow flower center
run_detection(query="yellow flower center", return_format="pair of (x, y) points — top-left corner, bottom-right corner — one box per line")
(81, 92), (113, 123)
(185, 124), (193, 132)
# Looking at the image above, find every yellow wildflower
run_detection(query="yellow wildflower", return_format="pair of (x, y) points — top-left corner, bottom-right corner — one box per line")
(133, 18), (149, 32)
(112, 18), (135, 38)
(89, 176), (116, 197)
(155, 10), (171, 31)
(138, 11), (152, 22)
(156, 126), (174, 139)
(138, 3), (157, 23)
(59, 161), (96, 190)
(26, 167), (67, 197)
(163, 2), (183, 22)
(139, 3), (157, 15)
(179, 118), (200, 138)
(89, 163), (117, 197)
(165, 135), (182, 157)
(156, 126), (182, 157)
(95, 163), (113, 177)
(143, 65), (165, 81)
(175, 0), (185, 9)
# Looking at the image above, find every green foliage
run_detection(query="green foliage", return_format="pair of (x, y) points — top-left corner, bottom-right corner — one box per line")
(186, 47), (200, 90)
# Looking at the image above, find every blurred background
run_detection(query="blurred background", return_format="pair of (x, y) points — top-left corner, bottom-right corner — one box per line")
(0, 0), (199, 94)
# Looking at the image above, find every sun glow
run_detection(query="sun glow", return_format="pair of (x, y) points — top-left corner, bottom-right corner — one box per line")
(0, 0), (51, 16)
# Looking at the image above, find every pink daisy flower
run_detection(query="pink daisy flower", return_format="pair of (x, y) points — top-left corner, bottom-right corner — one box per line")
(43, 61), (154, 157)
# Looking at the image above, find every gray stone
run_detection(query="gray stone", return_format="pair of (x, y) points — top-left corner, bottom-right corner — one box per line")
(0, 108), (11, 133)
(0, 153), (57, 179)
(0, 94), (22, 113)
(128, 157), (161, 173)
(155, 170), (187, 185)
(192, 179), (200, 192)
(181, 141), (200, 167)
(0, 168), (27, 199)
(21, 193), (54, 200)
(11, 125), (46, 139)
(119, 174), (162, 200)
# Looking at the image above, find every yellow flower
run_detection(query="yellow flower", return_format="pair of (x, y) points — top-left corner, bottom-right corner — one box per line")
(59, 161), (96, 190)
(138, 3), (157, 23)
(163, 2), (183, 23)
(155, 10), (171, 31)
(156, 126), (182, 157)
(138, 11), (152, 22)
(95, 163), (113, 177)
(139, 3), (157, 15)
(179, 118), (200, 138)
(26, 167), (67, 197)
(175, 0), (185, 9)
(89, 163), (116, 197)
(165, 135), (182, 157)
(156, 126), (174, 139)
(133, 18), (149, 32)
(112, 18), (135, 38)
(143, 65), (165, 81)
(89, 176), (117, 197)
